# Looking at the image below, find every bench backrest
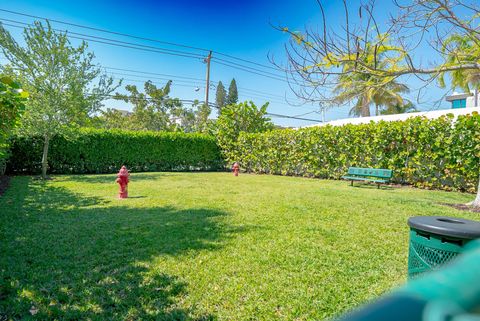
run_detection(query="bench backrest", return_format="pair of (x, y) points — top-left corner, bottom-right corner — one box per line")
(347, 167), (393, 179)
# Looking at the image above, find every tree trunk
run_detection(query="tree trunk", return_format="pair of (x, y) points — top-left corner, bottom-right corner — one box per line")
(41, 134), (50, 179)
(470, 174), (480, 207)
(375, 104), (379, 116)
(361, 101), (371, 117)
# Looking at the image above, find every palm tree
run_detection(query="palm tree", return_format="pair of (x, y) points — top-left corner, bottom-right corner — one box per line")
(334, 75), (410, 117)
(380, 100), (417, 115)
(332, 42), (410, 117)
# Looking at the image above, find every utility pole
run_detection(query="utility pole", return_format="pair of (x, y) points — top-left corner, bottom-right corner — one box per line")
(319, 101), (326, 123)
(204, 51), (212, 107)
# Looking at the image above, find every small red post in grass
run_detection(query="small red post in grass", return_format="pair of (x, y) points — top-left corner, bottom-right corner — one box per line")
(232, 162), (240, 176)
(116, 166), (129, 199)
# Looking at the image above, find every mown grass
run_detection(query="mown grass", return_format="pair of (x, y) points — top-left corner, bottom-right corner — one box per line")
(0, 172), (476, 320)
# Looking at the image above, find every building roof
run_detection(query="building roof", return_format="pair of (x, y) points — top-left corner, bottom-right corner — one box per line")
(446, 93), (473, 101)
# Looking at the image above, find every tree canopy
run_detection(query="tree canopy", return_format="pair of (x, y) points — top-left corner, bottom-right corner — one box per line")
(103, 81), (211, 133)
(0, 21), (118, 178)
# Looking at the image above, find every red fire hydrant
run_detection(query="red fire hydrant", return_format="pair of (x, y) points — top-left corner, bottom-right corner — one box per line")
(116, 166), (129, 199)
(232, 162), (240, 176)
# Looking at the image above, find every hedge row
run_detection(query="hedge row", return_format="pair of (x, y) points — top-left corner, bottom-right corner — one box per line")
(7, 128), (224, 174)
(233, 113), (480, 192)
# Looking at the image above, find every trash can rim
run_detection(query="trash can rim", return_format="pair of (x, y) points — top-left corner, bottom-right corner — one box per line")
(408, 216), (480, 240)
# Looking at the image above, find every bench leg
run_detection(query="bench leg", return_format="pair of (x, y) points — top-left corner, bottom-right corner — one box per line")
(351, 180), (353, 186)
(377, 183), (380, 189)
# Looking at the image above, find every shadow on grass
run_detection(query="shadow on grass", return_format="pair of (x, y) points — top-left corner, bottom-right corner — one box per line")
(0, 178), (236, 320)
(351, 183), (395, 190)
(63, 172), (168, 184)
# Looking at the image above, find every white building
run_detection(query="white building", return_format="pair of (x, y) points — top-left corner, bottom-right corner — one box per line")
(308, 107), (479, 128)
(446, 90), (479, 109)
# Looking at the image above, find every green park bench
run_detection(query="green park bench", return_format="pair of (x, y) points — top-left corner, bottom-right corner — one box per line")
(342, 167), (393, 188)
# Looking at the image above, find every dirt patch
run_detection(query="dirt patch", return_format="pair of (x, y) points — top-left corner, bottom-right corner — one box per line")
(441, 202), (480, 213)
(0, 176), (11, 196)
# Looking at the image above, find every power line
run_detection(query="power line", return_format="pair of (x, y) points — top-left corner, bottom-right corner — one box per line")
(265, 112), (322, 122)
(237, 86), (290, 100)
(102, 93), (322, 122)
(0, 19), (204, 60)
(212, 60), (287, 83)
(207, 103), (321, 122)
(0, 12), (321, 123)
(1, 18), (288, 82)
(104, 66), (206, 82)
(0, 8), (282, 74)
(106, 71), (203, 85)
(104, 67), (294, 101)
(112, 74), (314, 110)
(0, 8), (210, 53)
(110, 76), (201, 89)
(105, 68), (292, 100)
(215, 52), (280, 72)
(212, 57), (284, 79)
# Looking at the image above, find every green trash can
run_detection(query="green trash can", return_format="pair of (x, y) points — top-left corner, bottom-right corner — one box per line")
(407, 216), (480, 278)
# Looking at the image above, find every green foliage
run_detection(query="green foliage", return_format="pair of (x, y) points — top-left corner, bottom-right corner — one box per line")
(226, 78), (238, 106)
(113, 80), (179, 131)
(0, 21), (119, 177)
(99, 83), (211, 133)
(7, 128), (223, 174)
(0, 75), (27, 174)
(214, 101), (274, 162)
(439, 33), (480, 91)
(193, 102), (212, 133)
(215, 81), (227, 111)
(233, 113), (480, 192)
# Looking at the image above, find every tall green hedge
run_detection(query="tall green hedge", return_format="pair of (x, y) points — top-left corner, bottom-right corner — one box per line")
(233, 113), (480, 192)
(7, 128), (223, 174)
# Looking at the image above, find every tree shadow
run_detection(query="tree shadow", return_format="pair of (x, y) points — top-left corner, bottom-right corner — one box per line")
(62, 172), (169, 184)
(351, 183), (395, 190)
(0, 179), (238, 320)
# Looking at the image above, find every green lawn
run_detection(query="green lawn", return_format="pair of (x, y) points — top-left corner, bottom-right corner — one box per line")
(0, 172), (475, 320)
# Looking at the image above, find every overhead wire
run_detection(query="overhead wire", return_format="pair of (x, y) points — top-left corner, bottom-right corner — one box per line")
(0, 12), (287, 82)
(0, 19), (205, 60)
(0, 11), (322, 123)
(0, 8), (282, 73)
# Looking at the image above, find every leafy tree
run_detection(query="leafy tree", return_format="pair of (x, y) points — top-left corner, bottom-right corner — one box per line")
(97, 108), (134, 130)
(0, 75), (28, 174)
(112, 82), (211, 133)
(226, 78), (238, 106)
(114, 80), (179, 131)
(0, 21), (118, 178)
(214, 101), (273, 162)
(215, 81), (227, 111)
(193, 100), (212, 133)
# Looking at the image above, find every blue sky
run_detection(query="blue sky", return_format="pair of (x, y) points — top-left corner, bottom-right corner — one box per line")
(1, 0), (452, 127)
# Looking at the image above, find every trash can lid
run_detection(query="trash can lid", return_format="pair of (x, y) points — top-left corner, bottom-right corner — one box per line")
(408, 216), (480, 240)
